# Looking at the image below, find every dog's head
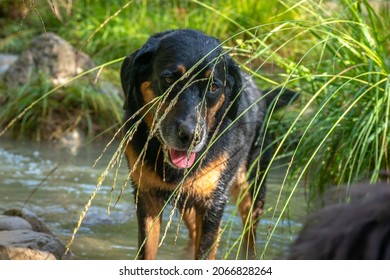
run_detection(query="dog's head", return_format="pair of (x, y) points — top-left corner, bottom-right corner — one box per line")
(121, 29), (242, 169)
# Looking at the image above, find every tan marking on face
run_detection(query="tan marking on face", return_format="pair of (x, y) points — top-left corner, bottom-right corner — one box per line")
(140, 81), (155, 103)
(177, 64), (187, 76)
(140, 81), (158, 129)
(206, 93), (225, 130)
(204, 69), (212, 78)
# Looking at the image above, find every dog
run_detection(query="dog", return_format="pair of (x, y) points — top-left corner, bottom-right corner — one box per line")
(120, 29), (296, 259)
(289, 182), (390, 259)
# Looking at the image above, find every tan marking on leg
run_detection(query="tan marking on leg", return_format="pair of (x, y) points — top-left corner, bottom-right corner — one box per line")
(137, 195), (164, 260)
(143, 214), (162, 259)
(194, 210), (203, 259)
(231, 165), (262, 259)
(193, 209), (221, 260)
(183, 207), (197, 258)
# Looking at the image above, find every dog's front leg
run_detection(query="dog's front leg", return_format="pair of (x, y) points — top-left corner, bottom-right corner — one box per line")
(136, 192), (164, 260)
(194, 203), (225, 260)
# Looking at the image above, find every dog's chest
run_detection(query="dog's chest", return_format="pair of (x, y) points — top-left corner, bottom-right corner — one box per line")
(125, 145), (229, 201)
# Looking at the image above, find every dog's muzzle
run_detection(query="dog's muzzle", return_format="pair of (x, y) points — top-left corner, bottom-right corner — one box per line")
(160, 118), (206, 169)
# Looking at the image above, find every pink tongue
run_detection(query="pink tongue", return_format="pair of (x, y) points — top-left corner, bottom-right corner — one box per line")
(169, 149), (196, 169)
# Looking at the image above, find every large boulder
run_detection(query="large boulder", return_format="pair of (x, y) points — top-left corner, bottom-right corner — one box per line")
(0, 215), (32, 231)
(5, 32), (96, 87)
(3, 209), (54, 235)
(0, 209), (66, 260)
(0, 230), (64, 260)
(0, 54), (17, 76)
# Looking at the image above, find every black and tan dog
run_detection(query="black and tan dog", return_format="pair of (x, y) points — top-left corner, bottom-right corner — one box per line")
(121, 29), (295, 259)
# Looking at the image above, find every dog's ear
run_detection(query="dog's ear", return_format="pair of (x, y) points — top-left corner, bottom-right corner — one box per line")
(225, 57), (243, 119)
(120, 52), (137, 110)
(120, 43), (157, 110)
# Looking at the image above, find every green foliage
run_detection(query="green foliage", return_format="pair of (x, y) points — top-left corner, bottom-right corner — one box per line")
(250, 0), (389, 258)
(0, 0), (298, 62)
(282, 0), (389, 194)
(0, 73), (122, 141)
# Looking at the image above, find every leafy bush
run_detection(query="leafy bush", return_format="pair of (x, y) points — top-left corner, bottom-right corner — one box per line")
(0, 72), (122, 141)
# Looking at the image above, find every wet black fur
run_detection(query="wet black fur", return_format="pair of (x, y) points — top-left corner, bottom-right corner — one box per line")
(121, 29), (296, 259)
(289, 182), (390, 260)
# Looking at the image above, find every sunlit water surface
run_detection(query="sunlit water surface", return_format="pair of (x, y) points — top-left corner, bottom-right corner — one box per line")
(0, 138), (307, 260)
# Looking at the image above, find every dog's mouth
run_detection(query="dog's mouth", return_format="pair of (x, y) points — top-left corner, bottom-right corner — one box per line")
(158, 121), (206, 169)
(168, 148), (196, 169)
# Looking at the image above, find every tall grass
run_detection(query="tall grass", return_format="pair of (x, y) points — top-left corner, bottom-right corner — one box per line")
(282, 0), (389, 195)
(0, 72), (123, 141)
(256, 0), (390, 258)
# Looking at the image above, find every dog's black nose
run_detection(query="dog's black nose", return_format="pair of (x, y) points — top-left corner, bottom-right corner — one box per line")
(177, 122), (194, 145)
(177, 122), (202, 148)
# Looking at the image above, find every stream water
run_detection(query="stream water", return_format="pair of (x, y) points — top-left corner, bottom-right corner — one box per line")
(0, 138), (307, 260)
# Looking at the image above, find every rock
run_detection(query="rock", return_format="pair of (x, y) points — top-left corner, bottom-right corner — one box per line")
(0, 54), (17, 76)
(1, 33), (122, 142)
(0, 246), (57, 260)
(3, 209), (54, 235)
(0, 230), (64, 260)
(51, 128), (83, 155)
(0, 215), (32, 231)
(0, 209), (66, 260)
(5, 32), (96, 87)
(0, 54), (17, 105)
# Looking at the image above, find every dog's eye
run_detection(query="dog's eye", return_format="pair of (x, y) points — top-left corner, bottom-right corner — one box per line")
(164, 77), (175, 85)
(209, 83), (219, 93)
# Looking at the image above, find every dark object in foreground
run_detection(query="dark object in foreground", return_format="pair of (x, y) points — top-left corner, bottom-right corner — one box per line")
(289, 182), (390, 260)
(121, 29), (297, 259)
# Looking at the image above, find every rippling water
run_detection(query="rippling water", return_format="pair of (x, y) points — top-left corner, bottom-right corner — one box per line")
(0, 138), (306, 259)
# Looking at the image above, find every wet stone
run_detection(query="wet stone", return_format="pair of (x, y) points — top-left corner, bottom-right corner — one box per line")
(0, 215), (32, 231)
(0, 209), (66, 260)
